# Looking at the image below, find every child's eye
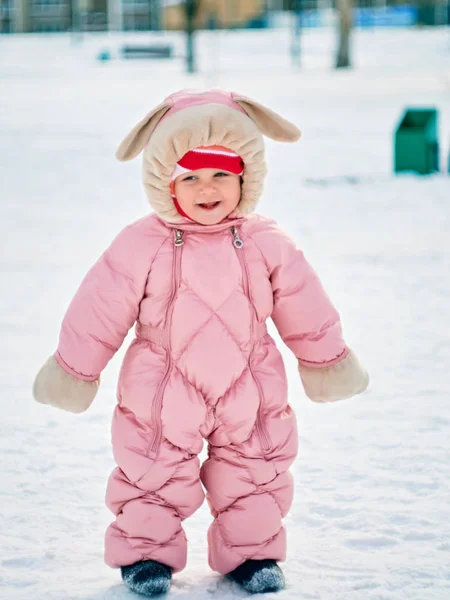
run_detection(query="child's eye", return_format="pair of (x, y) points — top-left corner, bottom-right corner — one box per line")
(214, 172), (229, 177)
(182, 175), (196, 181)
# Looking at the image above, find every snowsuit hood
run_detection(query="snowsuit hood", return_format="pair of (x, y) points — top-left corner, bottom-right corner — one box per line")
(115, 89), (301, 223)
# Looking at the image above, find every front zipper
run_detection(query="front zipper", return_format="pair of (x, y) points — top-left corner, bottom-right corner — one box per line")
(231, 227), (273, 453)
(148, 229), (184, 455)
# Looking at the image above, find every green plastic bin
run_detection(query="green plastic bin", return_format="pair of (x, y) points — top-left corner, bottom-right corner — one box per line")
(394, 108), (439, 175)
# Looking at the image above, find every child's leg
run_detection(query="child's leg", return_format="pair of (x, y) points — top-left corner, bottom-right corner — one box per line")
(104, 419), (204, 574)
(200, 407), (298, 575)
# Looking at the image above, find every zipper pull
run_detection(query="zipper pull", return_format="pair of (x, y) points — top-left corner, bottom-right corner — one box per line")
(231, 227), (244, 249)
(174, 230), (184, 247)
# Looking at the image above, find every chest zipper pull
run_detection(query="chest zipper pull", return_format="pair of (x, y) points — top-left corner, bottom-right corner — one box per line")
(174, 230), (184, 246)
(231, 227), (244, 249)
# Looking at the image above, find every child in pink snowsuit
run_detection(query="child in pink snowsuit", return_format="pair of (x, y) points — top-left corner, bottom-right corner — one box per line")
(33, 89), (369, 597)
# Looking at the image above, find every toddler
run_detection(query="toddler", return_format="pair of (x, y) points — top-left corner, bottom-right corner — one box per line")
(33, 89), (369, 597)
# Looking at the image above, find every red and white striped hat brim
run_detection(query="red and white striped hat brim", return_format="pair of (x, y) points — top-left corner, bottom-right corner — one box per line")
(171, 145), (244, 181)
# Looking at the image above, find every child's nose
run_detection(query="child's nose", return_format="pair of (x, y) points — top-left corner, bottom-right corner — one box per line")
(199, 181), (217, 195)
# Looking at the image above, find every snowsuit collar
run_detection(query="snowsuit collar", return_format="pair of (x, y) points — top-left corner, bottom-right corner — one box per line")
(156, 214), (246, 234)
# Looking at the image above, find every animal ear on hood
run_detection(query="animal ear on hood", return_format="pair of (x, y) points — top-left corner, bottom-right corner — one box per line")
(232, 94), (301, 142)
(115, 100), (172, 161)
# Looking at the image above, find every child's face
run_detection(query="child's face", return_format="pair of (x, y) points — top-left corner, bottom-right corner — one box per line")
(174, 168), (241, 225)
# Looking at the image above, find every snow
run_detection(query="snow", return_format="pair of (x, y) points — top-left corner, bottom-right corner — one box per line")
(1, 25), (450, 600)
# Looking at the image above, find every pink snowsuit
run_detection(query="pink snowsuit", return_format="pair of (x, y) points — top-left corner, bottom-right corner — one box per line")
(54, 211), (349, 574)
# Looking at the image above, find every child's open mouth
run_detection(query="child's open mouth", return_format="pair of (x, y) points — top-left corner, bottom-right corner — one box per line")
(198, 201), (220, 210)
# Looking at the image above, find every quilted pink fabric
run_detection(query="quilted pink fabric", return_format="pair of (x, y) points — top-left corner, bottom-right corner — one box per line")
(55, 212), (348, 574)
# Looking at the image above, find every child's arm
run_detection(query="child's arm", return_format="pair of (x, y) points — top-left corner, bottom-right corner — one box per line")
(250, 220), (369, 402)
(33, 223), (166, 413)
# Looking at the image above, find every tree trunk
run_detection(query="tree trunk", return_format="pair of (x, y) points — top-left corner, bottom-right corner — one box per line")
(185, 0), (199, 74)
(336, 0), (352, 68)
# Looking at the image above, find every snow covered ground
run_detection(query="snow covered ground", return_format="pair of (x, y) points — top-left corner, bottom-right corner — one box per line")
(1, 26), (450, 600)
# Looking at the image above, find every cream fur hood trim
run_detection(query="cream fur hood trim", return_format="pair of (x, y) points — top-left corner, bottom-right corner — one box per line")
(299, 350), (369, 403)
(33, 356), (99, 414)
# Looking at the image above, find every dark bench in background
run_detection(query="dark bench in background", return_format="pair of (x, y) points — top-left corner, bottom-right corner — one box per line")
(120, 44), (173, 59)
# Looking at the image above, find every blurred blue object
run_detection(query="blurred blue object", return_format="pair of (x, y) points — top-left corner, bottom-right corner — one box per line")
(97, 49), (111, 62)
(354, 6), (418, 27)
(246, 13), (269, 29)
(292, 5), (418, 28)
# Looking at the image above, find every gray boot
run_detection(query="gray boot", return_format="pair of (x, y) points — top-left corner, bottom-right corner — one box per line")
(226, 559), (285, 594)
(121, 559), (172, 597)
